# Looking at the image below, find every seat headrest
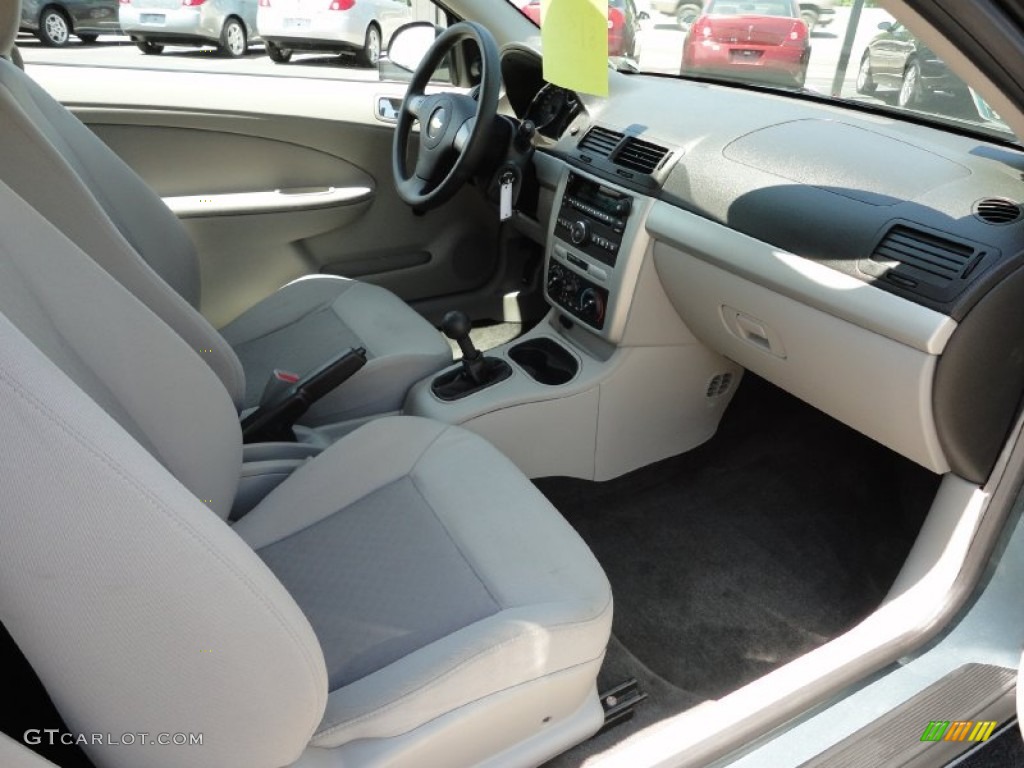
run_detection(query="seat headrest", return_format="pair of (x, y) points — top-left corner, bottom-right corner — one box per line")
(0, 1), (20, 58)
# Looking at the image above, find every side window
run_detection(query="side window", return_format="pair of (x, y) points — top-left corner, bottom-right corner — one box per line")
(17, 0), (448, 85)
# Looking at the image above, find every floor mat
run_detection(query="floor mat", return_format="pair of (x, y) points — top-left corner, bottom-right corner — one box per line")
(446, 321), (522, 358)
(537, 374), (940, 706)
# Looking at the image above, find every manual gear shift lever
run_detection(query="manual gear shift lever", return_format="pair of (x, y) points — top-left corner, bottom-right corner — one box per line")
(432, 310), (512, 399)
(442, 310), (487, 384)
(442, 310), (481, 364)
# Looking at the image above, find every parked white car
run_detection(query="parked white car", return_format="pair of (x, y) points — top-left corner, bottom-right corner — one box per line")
(257, 0), (412, 66)
(119, 0), (259, 57)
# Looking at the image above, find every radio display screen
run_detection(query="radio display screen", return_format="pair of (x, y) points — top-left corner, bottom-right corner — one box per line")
(565, 174), (630, 219)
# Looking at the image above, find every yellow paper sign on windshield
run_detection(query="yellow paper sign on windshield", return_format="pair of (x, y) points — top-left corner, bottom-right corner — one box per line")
(540, 0), (609, 97)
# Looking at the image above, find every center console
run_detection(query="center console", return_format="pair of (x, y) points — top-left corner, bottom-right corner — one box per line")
(402, 160), (741, 483)
(546, 171), (646, 342)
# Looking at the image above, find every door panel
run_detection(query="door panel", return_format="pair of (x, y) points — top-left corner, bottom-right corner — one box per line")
(83, 122), (376, 196)
(179, 204), (371, 328)
(71, 96), (500, 330)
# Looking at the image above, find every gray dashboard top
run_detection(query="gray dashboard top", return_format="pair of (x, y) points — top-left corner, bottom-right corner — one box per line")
(543, 71), (1024, 320)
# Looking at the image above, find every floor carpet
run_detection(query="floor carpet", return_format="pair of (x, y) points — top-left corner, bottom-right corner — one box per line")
(538, 374), (941, 763)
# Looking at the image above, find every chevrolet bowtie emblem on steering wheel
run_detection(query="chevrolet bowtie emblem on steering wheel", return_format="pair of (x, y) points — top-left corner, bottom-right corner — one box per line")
(427, 107), (447, 139)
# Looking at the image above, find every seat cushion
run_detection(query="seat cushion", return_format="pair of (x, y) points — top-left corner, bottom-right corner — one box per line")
(220, 276), (452, 425)
(233, 416), (613, 747)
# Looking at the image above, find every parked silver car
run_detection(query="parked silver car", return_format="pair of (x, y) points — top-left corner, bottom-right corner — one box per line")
(20, 0), (120, 46)
(119, 0), (259, 57)
(257, 0), (412, 66)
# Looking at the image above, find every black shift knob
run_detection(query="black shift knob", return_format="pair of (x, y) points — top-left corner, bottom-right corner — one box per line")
(442, 310), (480, 362)
(442, 310), (472, 341)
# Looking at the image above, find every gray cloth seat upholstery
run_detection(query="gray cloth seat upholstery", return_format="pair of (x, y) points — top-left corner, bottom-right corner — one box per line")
(237, 416), (613, 749)
(221, 276), (456, 423)
(0, 734), (58, 768)
(0, 4), (451, 423)
(0, 175), (613, 767)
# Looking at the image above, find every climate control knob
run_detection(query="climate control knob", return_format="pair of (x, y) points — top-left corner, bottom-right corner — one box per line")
(563, 271), (580, 298)
(547, 263), (564, 295)
(578, 287), (606, 327)
(569, 220), (589, 246)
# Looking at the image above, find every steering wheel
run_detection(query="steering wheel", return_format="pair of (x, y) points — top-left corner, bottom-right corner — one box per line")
(392, 22), (501, 211)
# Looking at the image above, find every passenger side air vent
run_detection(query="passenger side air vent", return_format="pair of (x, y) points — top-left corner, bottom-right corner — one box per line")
(578, 126), (623, 158)
(973, 197), (1022, 225)
(863, 224), (987, 302)
(614, 137), (670, 174)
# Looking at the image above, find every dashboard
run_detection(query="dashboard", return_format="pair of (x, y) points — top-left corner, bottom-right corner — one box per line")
(498, 43), (1024, 487)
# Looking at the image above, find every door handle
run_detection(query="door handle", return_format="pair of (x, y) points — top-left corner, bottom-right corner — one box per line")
(376, 96), (403, 123)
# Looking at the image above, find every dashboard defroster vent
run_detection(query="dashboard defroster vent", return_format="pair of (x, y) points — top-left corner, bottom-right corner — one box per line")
(578, 126), (623, 158)
(867, 224), (981, 293)
(973, 198), (1022, 225)
(614, 137), (670, 174)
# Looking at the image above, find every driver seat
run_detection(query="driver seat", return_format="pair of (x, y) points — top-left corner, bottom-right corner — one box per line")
(0, 1), (452, 425)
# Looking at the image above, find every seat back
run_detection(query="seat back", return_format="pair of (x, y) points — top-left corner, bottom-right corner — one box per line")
(0, 4), (198, 304)
(0, 1), (246, 406)
(0, 177), (328, 767)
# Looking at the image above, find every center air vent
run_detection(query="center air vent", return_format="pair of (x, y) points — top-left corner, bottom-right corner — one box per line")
(578, 126), (623, 158)
(973, 197), (1022, 225)
(577, 127), (671, 177)
(614, 137), (670, 174)
(867, 224), (981, 294)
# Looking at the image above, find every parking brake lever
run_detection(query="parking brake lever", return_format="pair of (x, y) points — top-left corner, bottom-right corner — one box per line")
(241, 347), (367, 443)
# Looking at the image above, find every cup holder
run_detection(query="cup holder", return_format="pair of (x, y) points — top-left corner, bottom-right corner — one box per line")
(508, 338), (578, 385)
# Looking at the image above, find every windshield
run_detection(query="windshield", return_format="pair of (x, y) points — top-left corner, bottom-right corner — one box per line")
(514, 0), (1014, 142)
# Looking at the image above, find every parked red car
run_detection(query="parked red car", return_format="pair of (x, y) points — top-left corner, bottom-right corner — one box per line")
(520, 0), (641, 58)
(681, 0), (809, 87)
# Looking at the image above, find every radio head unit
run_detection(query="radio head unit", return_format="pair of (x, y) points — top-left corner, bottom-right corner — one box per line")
(553, 173), (632, 267)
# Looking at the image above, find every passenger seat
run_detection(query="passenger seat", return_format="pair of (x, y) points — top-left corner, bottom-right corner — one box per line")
(0, 0), (452, 426)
